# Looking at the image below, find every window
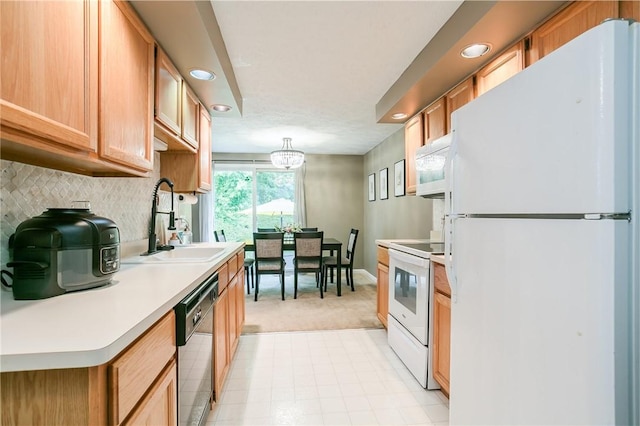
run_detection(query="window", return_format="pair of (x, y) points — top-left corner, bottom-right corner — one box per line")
(213, 163), (295, 242)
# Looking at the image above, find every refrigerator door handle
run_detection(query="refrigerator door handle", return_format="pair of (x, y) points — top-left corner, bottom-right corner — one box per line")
(444, 215), (459, 303)
(444, 129), (458, 219)
(444, 130), (459, 302)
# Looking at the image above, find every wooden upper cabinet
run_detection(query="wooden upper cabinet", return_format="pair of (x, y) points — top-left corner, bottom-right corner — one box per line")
(528, 1), (619, 65)
(476, 41), (525, 97)
(155, 48), (182, 136)
(154, 48), (198, 153)
(620, 1), (640, 21)
(99, 0), (154, 174)
(404, 114), (424, 195)
(159, 103), (210, 193)
(423, 97), (447, 144)
(182, 85), (199, 150)
(446, 76), (475, 132)
(0, 0), (98, 153)
(0, 0), (153, 177)
(198, 106), (213, 191)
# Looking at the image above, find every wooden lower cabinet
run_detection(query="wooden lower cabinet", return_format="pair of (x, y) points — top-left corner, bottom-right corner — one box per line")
(227, 274), (239, 358)
(0, 366), (108, 426)
(376, 246), (389, 328)
(213, 286), (229, 401)
(0, 312), (177, 426)
(0, 250), (247, 425)
(125, 360), (177, 426)
(213, 255), (245, 402)
(432, 262), (451, 397)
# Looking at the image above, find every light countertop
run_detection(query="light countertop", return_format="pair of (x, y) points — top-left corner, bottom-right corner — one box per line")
(430, 254), (446, 265)
(0, 242), (243, 373)
(375, 239), (430, 248)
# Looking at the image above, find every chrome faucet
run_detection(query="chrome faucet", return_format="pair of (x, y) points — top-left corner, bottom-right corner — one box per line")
(146, 177), (177, 255)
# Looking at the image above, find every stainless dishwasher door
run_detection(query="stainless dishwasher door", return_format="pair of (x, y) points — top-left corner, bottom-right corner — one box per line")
(175, 272), (218, 426)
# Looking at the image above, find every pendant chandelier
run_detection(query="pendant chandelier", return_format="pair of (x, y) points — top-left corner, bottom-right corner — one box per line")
(270, 137), (304, 169)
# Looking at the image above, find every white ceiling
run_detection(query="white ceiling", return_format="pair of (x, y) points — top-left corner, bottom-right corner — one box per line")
(209, 1), (462, 155)
(132, 1), (463, 156)
(130, 1), (567, 157)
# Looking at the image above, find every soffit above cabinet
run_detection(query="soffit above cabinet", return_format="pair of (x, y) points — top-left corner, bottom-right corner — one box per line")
(376, 1), (568, 124)
(130, 0), (243, 119)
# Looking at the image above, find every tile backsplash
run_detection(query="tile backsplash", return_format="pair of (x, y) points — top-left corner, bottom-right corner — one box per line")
(0, 155), (189, 267)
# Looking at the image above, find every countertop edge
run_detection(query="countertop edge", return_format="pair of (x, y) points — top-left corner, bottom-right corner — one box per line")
(0, 242), (243, 373)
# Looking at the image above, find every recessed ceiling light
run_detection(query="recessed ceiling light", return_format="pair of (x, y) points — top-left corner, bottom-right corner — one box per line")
(189, 68), (216, 80)
(391, 113), (407, 120)
(460, 43), (491, 59)
(211, 104), (231, 112)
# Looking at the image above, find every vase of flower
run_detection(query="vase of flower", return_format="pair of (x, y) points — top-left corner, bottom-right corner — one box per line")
(275, 223), (301, 242)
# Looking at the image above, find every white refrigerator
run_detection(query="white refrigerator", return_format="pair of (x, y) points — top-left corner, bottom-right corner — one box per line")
(444, 19), (639, 426)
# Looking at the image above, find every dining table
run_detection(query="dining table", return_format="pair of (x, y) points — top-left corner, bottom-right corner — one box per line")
(244, 237), (344, 296)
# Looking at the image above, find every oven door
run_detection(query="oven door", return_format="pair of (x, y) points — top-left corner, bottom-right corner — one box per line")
(388, 248), (430, 344)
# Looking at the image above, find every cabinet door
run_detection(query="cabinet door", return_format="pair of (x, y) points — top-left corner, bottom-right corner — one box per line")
(620, 1), (640, 21)
(181, 85), (199, 149)
(423, 97), (447, 144)
(433, 291), (451, 396)
(213, 289), (229, 401)
(155, 48), (182, 136)
(236, 266), (245, 333)
(376, 262), (389, 328)
(0, 0), (98, 152)
(404, 114), (424, 195)
(125, 360), (177, 426)
(198, 107), (212, 191)
(227, 277), (238, 360)
(446, 76), (475, 133)
(528, 1), (618, 65)
(99, 0), (154, 173)
(476, 41), (525, 96)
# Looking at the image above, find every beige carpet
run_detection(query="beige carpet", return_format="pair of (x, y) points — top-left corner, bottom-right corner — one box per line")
(242, 269), (384, 334)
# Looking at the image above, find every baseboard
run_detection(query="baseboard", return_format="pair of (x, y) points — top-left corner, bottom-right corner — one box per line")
(356, 268), (376, 282)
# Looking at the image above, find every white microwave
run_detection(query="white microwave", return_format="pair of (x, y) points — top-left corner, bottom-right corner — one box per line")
(415, 133), (452, 198)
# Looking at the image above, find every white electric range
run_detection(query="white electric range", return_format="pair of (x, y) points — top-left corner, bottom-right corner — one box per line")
(386, 240), (444, 389)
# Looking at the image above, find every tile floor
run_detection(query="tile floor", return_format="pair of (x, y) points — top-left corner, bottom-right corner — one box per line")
(206, 329), (449, 425)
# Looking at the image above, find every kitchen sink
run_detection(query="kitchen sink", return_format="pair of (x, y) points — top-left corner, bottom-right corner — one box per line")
(121, 246), (227, 264)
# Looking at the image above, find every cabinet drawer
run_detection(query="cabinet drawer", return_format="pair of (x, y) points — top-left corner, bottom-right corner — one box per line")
(109, 311), (176, 425)
(236, 251), (245, 272)
(377, 246), (389, 266)
(218, 263), (229, 293)
(433, 262), (451, 297)
(227, 254), (238, 280)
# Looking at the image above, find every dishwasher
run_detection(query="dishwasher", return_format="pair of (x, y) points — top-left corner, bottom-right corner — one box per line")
(174, 271), (218, 426)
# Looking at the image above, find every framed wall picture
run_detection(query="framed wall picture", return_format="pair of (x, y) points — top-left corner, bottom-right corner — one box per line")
(379, 168), (388, 200)
(368, 173), (376, 201)
(394, 159), (405, 197)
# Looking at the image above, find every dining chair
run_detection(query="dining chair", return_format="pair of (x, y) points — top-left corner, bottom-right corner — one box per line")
(253, 232), (286, 301)
(293, 231), (324, 299)
(323, 228), (359, 292)
(214, 230), (255, 295)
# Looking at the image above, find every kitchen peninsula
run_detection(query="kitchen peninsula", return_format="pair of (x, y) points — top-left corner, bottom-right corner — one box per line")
(0, 242), (244, 425)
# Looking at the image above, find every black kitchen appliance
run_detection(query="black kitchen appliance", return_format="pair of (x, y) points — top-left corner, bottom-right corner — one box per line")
(8, 208), (120, 300)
